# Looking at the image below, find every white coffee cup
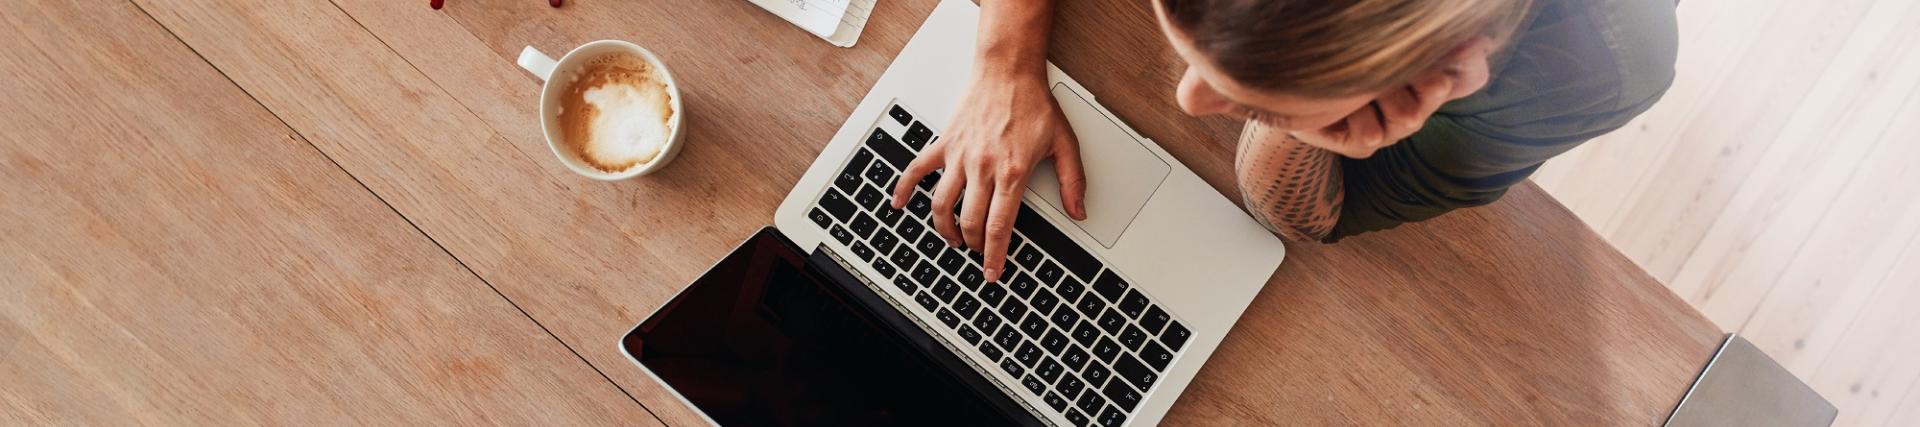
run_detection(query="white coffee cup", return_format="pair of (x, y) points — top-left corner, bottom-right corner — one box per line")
(517, 40), (685, 180)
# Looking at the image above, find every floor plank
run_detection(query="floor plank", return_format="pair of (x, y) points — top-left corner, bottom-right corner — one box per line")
(0, 0), (652, 424)
(1803, 225), (1920, 426)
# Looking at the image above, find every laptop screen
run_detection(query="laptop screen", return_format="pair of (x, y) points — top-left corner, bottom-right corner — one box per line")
(621, 228), (1029, 426)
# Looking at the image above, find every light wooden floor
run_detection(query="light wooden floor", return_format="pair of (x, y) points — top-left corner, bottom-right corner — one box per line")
(1530, 0), (1920, 423)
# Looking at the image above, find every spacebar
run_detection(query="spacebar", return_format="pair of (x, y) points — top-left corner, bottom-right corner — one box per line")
(1013, 203), (1102, 280)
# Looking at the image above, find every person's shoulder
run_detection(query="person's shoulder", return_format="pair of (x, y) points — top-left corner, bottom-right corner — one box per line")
(1441, 0), (1678, 143)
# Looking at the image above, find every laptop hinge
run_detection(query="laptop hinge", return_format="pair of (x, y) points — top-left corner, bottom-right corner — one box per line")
(805, 245), (1051, 427)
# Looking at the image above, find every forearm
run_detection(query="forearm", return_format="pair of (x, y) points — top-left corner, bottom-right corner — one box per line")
(975, 0), (1055, 77)
(1235, 121), (1345, 242)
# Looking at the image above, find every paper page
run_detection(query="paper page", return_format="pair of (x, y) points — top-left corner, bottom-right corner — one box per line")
(745, 0), (849, 37)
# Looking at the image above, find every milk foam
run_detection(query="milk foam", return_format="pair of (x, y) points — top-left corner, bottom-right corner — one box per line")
(581, 82), (671, 168)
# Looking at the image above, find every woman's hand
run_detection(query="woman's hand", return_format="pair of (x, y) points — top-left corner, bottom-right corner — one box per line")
(1291, 37), (1492, 158)
(891, 68), (1087, 283)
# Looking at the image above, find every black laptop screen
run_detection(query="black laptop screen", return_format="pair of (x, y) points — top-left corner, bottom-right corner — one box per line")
(622, 229), (1025, 426)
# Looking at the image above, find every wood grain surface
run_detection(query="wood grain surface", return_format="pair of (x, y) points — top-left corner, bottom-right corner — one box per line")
(5, 0), (1725, 424)
(0, 0), (656, 424)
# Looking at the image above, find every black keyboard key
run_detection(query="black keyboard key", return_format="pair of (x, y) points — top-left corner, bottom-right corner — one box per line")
(953, 293), (981, 318)
(1023, 375), (1047, 395)
(1091, 270), (1128, 303)
(820, 189), (857, 221)
(1015, 342), (1043, 367)
(936, 308), (960, 327)
(850, 213), (878, 239)
(974, 310), (1003, 333)
(904, 121), (934, 149)
(1057, 275), (1086, 303)
(891, 242), (922, 271)
(872, 259), (897, 280)
(1082, 362), (1111, 386)
(1119, 289), (1148, 318)
(1061, 346), (1091, 371)
(808, 208), (832, 229)
(863, 161), (895, 186)
(1056, 374), (1086, 399)
(1044, 392), (1069, 411)
(1141, 341), (1173, 371)
(836, 149), (873, 194)
(1104, 380), (1143, 411)
(957, 265), (984, 289)
(1141, 305), (1170, 334)
(1070, 321), (1100, 346)
(932, 278), (960, 302)
(1020, 312), (1048, 338)
(907, 193), (933, 217)
(875, 204), (905, 227)
(1012, 244), (1044, 271)
(917, 170), (941, 191)
(1000, 358), (1026, 378)
(1036, 261), (1065, 284)
(871, 230), (900, 255)
(850, 241), (875, 261)
(1098, 403), (1129, 426)
(1076, 293), (1107, 320)
(938, 250), (966, 274)
(1113, 354), (1157, 391)
(915, 293), (938, 311)
(888, 105), (913, 126)
(966, 248), (984, 266)
(1119, 326), (1147, 351)
(995, 326), (1022, 350)
(1010, 273), (1039, 299)
(1013, 204), (1102, 279)
(1036, 358), (1065, 383)
(1092, 338), (1121, 363)
(979, 340), (1004, 360)
(979, 281), (1008, 306)
(1162, 321), (1191, 350)
(1050, 305), (1081, 330)
(1031, 289), (1060, 314)
(828, 225), (853, 244)
(1097, 309), (1126, 334)
(911, 261), (939, 286)
(1066, 410), (1090, 427)
(896, 216), (926, 239)
(916, 232), (946, 258)
(1075, 391), (1105, 413)
(1040, 329), (1070, 354)
(891, 274), (916, 293)
(854, 185), (885, 211)
(868, 128), (914, 169)
(997, 298), (1028, 323)
(959, 324), (983, 344)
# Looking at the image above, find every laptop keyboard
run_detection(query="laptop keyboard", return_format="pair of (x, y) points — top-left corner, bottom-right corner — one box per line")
(806, 102), (1192, 427)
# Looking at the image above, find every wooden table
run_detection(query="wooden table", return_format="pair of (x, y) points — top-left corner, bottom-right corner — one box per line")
(0, 0), (1722, 424)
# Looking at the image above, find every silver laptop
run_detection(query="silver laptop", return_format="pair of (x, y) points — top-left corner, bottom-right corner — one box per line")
(771, 1), (1286, 424)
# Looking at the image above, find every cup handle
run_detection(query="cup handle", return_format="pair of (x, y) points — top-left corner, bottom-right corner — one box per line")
(517, 46), (557, 82)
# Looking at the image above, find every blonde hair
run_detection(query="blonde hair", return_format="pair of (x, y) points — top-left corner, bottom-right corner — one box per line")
(1161, 0), (1531, 97)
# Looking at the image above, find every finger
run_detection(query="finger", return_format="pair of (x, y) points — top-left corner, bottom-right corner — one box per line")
(1375, 86), (1425, 141)
(929, 164), (966, 246)
(1346, 103), (1385, 150)
(892, 143), (945, 208)
(959, 161), (993, 250)
(1052, 133), (1089, 220)
(981, 176), (1026, 282)
(1411, 74), (1456, 118)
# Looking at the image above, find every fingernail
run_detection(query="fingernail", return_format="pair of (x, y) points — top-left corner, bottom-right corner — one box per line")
(985, 267), (1001, 282)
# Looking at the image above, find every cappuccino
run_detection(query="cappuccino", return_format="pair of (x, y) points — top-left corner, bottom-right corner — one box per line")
(557, 54), (675, 172)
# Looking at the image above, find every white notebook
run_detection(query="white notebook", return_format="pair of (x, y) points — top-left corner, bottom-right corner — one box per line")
(745, 0), (876, 47)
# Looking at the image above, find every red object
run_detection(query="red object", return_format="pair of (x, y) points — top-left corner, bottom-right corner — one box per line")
(550, 0), (563, 7)
(430, 0), (444, 8)
(430, 0), (560, 9)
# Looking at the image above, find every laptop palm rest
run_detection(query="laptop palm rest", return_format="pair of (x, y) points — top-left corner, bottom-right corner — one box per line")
(1027, 83), (1171, 248)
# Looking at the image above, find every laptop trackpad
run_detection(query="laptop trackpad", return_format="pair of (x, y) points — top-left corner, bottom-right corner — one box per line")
(1027, 84), (1170, 248)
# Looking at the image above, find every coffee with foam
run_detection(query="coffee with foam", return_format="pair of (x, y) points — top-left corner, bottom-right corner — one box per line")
(557, 54), (675, 172)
